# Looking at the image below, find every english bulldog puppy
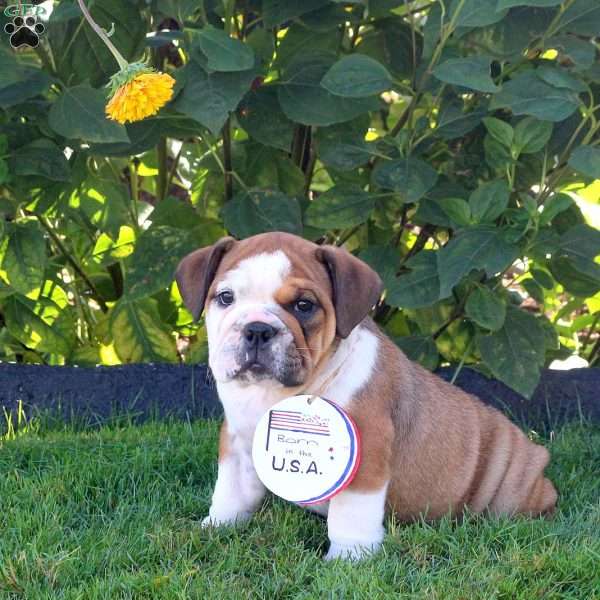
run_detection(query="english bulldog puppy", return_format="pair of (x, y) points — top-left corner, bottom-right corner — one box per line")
(175, 232), (557, 560)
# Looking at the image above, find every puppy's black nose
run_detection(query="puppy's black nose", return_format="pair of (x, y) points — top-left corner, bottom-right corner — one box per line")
(243, 321), (277, 348)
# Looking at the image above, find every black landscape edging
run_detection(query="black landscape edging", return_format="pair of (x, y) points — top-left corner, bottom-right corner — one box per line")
(0, 363), (598, 430)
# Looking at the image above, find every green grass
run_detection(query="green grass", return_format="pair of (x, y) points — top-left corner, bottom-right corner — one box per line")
(0, 417), (598, 599)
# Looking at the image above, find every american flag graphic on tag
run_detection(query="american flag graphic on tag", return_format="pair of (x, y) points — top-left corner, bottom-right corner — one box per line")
(266, 409), (330, 450)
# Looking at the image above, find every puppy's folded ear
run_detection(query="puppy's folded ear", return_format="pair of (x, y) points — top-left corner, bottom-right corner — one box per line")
(316, 245), (383, 338)
(175, 237), (235, 320)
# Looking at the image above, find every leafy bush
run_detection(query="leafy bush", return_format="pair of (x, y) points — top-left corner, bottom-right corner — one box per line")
(1, 0), (600, 397)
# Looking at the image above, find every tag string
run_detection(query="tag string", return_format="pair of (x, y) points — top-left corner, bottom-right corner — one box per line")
(302, 348), (346, 403)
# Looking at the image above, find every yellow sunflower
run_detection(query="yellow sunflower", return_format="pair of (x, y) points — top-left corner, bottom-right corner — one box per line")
(106, 69), (175, 124)
(75, 1), (175, 125)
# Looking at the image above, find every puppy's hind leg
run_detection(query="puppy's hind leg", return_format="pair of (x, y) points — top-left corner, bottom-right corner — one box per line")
(488, 427), (558, 518)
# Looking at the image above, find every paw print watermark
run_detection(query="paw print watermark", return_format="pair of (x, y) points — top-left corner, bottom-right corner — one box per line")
(4, 4), (46, 49)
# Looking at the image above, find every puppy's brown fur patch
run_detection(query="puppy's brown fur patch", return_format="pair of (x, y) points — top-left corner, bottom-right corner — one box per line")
(344, 325), (557, 520)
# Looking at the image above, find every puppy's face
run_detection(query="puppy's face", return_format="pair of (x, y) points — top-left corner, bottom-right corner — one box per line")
(176, 232), (382, 388)
(205, 247), (333, 386)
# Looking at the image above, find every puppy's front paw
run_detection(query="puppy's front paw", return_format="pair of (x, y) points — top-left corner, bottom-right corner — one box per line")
(324, 540), (381, 561)
(201, 511), (253, 528)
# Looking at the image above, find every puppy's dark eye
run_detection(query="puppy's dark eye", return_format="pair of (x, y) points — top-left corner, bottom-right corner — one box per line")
(216, 290), (234, 307)
(294, 298), (316, 315)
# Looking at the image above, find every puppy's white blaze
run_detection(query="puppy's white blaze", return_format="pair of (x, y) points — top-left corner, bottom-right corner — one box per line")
(216, 250), (291, 302)
(307, 325), (379, 407)
(326, 483), (389, 561)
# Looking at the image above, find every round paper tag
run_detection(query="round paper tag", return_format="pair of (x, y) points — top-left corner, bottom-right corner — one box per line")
(252, 395), (360, 505)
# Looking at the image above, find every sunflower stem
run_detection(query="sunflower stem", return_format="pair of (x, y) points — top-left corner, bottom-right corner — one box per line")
(129, 162), (140, 230)
(222, 118), (233, 202)
(76, 0), (129, 70)
(156, 137), (169, 202)
(37, 215), (108, 313)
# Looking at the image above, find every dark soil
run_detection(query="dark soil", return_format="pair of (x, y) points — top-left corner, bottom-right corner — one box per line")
(437, 366), (599, 429)
(0, 363), (598, 430)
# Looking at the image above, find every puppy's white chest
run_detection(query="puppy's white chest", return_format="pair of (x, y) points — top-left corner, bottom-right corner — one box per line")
(218, 381), (285, 440)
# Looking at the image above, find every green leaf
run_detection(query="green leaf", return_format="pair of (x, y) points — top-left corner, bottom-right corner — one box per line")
(125, 226), (199, 300)
(92, 227), (136, 266)
(238, 87), (295, 151)
(457, 6), (551, 61)
(222, 190), (303, 239)
(451, 0), (508, 27)
(555, 0), (600, 36)
(496, 0), (560, 7)
(299, 4), (350, 31)
(149, 197), (197, 230)
(320, 54), (393, 98)
(439, 197), (472, 227)
(10, 139), (70, 182)
(484, 135), (513, 170)
(469, 179), (510, 223)
(539, 193), (574, 226)
(435, 101), (486, 140)
(433, 57), (499, 93)
(393, 335), (439, 370)
(175, 61), (258, 134)
(522, 278), (545, 303)
(372, 157), (438, 203)
(1, 221), (47, 295)
(568, 146), (600, 179)
(0, 50), (52, 108)
(86, 118), (166, 158)
(0, 159), (8, 185)
(150, 201), (225, 245)
(483, 117), (514, 148)
(465, 286), (506, 331)
(531, 267), (554, 289)
(48, 85), (129, 144)
(273, 23), (339, 70)
(358, 245), (400, 289)
(77, 179), (131, 239)
(3, 294), (72, 356)
(263, 0), (330, 27)
(244, 145), (305, 196)
(489, 71), (580, 122)
(317, 130), (376, 171)
(304, 185), (375, 229)
(196, 26), (255, 72)
(277, 52), (379, 126)
(437, 226), (519, 298)
(549, 256), (600, 297)
(557, 224), (600, 266)
(549, 223), (600, 296)
(477, 306), (545, 397)
(356, 19), (419, 79)
(387, 251), (440, 309)
(414, 198), (453, 228)
(513, 117), (553, 154)
(535, 65), (586, 93)
(110, 298), (177, 363)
